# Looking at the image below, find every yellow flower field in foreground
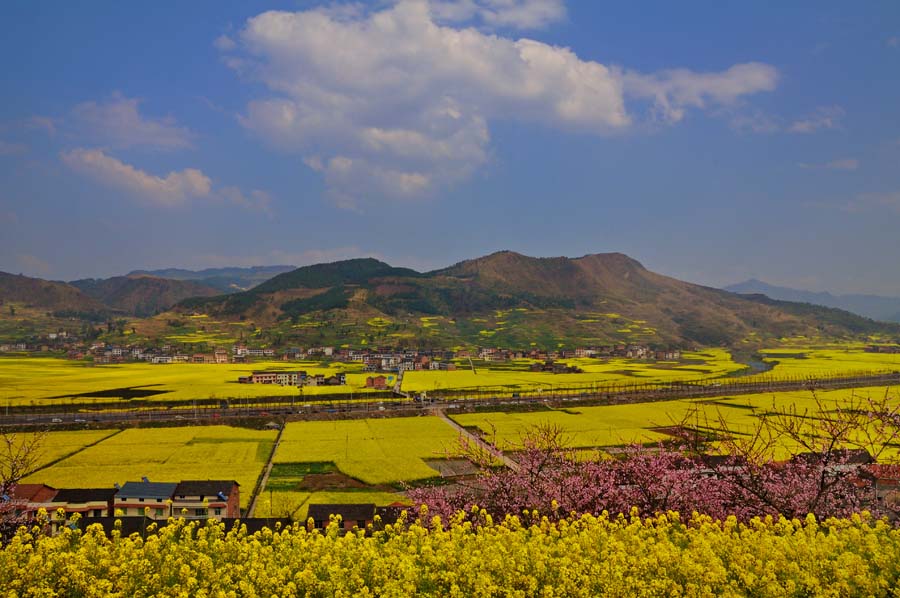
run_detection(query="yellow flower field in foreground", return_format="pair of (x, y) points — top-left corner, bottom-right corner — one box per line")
(2, 510), (899, 597)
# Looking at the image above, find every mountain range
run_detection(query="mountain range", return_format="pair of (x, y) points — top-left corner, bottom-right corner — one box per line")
(725, 279), (900, 323)
(177, 251), (898, 347)
(4, 253), (898, 347)
(127, 265), (295, 293)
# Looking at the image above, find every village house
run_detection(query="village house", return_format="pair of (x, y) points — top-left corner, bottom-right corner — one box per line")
(366, 375), (388, 390)
(47, 488), (117, 519)
(114, 481), (177, 520)
(172, 481), (240, 519)
(7, 484), (57, 519)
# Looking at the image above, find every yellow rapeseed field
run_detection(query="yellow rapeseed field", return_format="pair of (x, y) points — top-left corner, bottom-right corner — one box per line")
(2, 510), (899, 596)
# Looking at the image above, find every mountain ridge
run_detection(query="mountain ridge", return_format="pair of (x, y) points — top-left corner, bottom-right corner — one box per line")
(176, 252), (900, 347)
(725, 279), (900, 323)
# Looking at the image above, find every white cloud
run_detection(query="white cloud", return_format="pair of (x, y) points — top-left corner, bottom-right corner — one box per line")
(788, 105), (844, 134)
(798, 158), (859, 171)
(61, 148), (212, 206)
(61, 148), (274, 214)
(622, 62), (778, 123)
(0, 140), (27, 156)
(71, 93), (195, 149)
(228, 1), (777, 208)
(428, 0), (566, 30)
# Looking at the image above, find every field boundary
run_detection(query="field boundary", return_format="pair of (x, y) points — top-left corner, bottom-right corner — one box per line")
(25, 429), (123, 477)
(247, 425), (285, 517)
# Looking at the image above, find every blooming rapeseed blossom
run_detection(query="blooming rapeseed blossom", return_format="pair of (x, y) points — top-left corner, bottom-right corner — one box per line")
(2, 510), (900, 596)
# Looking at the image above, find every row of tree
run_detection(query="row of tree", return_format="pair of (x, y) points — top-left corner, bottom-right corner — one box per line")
(411, 390), (900, 523)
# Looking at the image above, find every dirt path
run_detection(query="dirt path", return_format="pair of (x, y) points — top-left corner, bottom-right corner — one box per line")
(435, 409), (519, 472)
(247, 424), (285, 517)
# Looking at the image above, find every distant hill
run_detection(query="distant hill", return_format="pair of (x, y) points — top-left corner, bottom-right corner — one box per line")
(128, 265), (294, 292)
(0, 271), (107, 313)
(178, 251), (900, 348)
(70, 275), (222, 317)
(725, 279), (900, 323)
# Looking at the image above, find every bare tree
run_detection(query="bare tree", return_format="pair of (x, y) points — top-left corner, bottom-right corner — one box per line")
(1, 430), (46, 536)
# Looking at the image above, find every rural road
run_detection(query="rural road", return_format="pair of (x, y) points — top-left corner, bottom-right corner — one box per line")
(435, 409), (520, 471)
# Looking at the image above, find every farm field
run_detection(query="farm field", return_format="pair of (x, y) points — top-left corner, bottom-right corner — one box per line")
(11, 429), (120, 470)
(23, 426), (276, 508)
(259, 417), (460, 516)
(760, 347), (900, 378)
(0, 357), (383, 407)
(273, 417), (460, 484)
(451, 385), (900, 455)
(401, 349), (748, 395)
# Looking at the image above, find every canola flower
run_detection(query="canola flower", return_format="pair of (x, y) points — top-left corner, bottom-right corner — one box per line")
(2, 508), (900, 597)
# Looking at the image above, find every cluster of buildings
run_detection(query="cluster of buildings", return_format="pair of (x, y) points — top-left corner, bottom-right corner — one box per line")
(238, 371), (347, 387)
(473, 345), (681, 362)
(2, 329), (686, 370)
(6, 479), (241, 521)
(865, 345), (900, 354)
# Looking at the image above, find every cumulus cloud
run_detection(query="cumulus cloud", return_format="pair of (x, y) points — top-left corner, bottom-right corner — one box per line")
(622, 62), (778, 123)
(227, 1), (777, 208)
(789, 105), (844, 134)
(71, 93), (195, 149)
(798, 158), (859, 171)
(61, 148), (274, 214)
(428, 0), (566, 29)
(61, 148), (211, 206)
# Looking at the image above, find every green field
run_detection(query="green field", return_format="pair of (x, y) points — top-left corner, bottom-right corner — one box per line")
(23, 426), (276, 508)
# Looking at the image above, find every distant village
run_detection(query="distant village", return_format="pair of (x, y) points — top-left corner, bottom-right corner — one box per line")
(0, 332), (685, 372)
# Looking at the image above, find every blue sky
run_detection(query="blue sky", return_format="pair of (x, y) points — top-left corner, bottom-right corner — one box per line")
(1, 1), (899, 294)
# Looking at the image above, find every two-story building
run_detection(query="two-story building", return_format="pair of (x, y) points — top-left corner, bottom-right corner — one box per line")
(114, 481), (177, 519)
(172, 481), (240, 519)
